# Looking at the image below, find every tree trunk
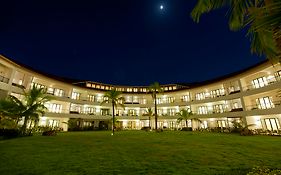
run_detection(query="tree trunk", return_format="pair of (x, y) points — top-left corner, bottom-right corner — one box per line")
(185, 119), (188, 127)
(149, 116), (151, 128)
(28, 120), (33, 136)
(112, 102), (115, 135)
(154, 94), (158, 130)
(21, 116), (29, 133)
(14, 117), (20, 128)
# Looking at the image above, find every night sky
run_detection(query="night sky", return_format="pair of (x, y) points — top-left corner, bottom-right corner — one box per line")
(0, 0), (265, 86)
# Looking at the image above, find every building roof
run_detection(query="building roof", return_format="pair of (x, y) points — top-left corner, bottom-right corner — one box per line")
(1, 54), (269, 91)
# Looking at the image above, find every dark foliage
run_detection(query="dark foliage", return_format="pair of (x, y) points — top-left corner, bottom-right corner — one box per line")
(181, 127), (192, 131)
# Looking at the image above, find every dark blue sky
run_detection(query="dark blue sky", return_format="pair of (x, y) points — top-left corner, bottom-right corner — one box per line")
(0, 0), (264, 86)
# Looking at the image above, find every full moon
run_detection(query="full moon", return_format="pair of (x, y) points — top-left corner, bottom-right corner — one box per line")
(160, 5), (164, 10)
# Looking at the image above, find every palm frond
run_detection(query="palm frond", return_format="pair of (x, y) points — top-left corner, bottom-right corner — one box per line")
(191, 0), (230, 23)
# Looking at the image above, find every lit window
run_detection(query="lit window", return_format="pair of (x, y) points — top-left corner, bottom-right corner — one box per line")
(181, 95), (190, 102)
(88, 95), (95, 102)
(251, 77), (268, 89)
(47, 88), (54, 94)
(46, 103), (62, 113)
(195, 92), (205, 100)
(54, 89), (64, 97)
(197, 106), (208, 114)
(256, 96), (274, 109)
(86, 83), (91, 87)
(71, 92), (81, 100)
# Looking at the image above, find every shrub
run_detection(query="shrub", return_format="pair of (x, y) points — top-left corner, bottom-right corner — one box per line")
(42, 130), (57, 136)
(141, 127), (151, 131)
(0, 128), (21, 138)
(240, 128), (253, 136)
(181, 127), (192, 131)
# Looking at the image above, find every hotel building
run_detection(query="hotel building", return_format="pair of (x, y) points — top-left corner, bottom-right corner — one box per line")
(0, 55), (280, 132)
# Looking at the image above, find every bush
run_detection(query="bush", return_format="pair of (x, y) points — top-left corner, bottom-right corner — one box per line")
(42, 130), (57, 136)
(240, 128), (253, 136)
(0, 128), (21, 138)
(141, 127), (151, 131)
(247, 166), (281, 175)
(181, 127), (192, 131)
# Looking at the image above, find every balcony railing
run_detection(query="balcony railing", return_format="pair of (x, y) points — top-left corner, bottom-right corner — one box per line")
(243, 77), (281, 91)
(245, 101), (281, 111)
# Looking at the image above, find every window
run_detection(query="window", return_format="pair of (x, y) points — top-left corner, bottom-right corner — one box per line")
(47, 87), (54, 94)
(274, 70), (281, 80)
(70, 104), (82, 113)
(256, 96), (274, 109)
(31, 82), (46, 89)
(157, 109), (163, 116)
(210, 89), (225, 98)
(96, 96), (103, 103)
(88, 95), (95, 102)
(71, 92), (80, 100)
(181, 95), (190, 102)
(251, 77), (268, 89)
(217, 120), (226, 128)
(166, 97), (175, 103)
(127, 88), (132, 92)
(133, 96), (139, 103)
(197, 106), (208, 114)
(264, 118), (280, 131)
(47, 119), (60, 128)
(128, 109), (137, 116)
(54, 89), (64, 97)
(233, 102), (239, 109)
(48, 88), (64, 97)
(85, 107), (95, 115)
(156, 98), (162, 104)
(46, 103), (62, 113)
(213, 104), (224, 113)
(228, 85), (240, 94)
(139, 98), (147, 104)
(86, 83), (92, 87)
(167, 109), (176, 116)
(103, 97), (109, 102)
(101, 109), (109, 115)
(195, 92), (205, 100)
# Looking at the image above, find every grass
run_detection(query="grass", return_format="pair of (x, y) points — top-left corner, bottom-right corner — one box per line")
(0, 131), (281, 175)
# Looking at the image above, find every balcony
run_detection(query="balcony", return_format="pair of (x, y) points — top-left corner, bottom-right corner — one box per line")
(243, 77), (281, 91)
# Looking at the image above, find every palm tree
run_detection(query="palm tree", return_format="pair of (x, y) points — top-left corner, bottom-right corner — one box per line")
(100, 89), (124, 135)
(0, 85), (52, 133)
(0, 95), (25, 128)
(191, 0), (281, 62)
(176, 109), (193, 128)
(146, 107), (153, 128)
(148, 82), (164, 130)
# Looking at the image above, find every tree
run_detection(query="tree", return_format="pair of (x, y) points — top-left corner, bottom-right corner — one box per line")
(148, 82), (164, 130)
(191, 0), (281, 62)
(146, 107), (153, 128)
(0, 85), (52, 133)
(101, 89), (124, 135)
(176, 109), (193, 128)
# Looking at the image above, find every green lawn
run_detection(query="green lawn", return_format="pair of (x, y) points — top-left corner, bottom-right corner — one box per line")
(0, 131), (280, 175)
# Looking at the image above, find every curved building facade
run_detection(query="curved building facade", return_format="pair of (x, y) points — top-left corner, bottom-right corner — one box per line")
(0, 55), (280, 131)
